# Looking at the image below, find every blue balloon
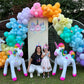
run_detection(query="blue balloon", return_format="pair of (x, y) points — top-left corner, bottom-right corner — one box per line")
(6, 23), (11, 28)
(77, 47), (83, 52)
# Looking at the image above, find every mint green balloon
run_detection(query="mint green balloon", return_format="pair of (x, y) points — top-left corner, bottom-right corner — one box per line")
(4, 32), (9, 37)
(65, 38), (71, 43)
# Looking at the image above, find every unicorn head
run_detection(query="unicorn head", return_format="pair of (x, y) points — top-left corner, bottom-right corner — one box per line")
(13, 43), (23, 57)
(13, 48), (23, 57)
(54, 42), (64, 56)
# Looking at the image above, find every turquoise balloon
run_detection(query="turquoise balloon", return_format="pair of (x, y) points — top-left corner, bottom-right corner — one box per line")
(7, 35), (16, 42)
(60, 34), (64, 39)
(8, 43), (14, 47)
(4, 32), (9, 37)
(65, 38), (71, 43)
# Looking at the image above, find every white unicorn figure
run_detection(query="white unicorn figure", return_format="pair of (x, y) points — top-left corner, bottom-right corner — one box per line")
(0, 38), (5, 51)
(3, 44), (28, 81)
(52, 42), (77, 81)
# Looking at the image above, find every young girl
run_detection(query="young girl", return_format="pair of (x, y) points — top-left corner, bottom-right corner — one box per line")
(41, 44), (52, 78)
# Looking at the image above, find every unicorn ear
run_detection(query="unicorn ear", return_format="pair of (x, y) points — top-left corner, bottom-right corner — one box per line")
(54, 42), (59, 49)
(19, 43), (23, 49)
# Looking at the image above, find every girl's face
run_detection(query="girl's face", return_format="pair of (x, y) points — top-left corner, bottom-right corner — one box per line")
(44, 48), (48, 52)
(37, 47), (41, 53)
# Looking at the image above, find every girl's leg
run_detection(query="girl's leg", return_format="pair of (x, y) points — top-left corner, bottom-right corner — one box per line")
(43, 72), (45, 78)
(47, 72), (50, 78)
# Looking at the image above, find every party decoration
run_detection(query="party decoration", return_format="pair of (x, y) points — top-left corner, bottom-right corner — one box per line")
(30, 2), (43, 17)
(69, 31), (83, 52)
(53, 14), (73, 35)
(3, 44), (28, 81)
(4, 18), (28, 47)
(1, 44), (15, 54)
(17, 7), (33, 25)
(42, 2), (62, 22)
(0, 52), (8, 68)
(58, 43), (75, 59)
(52, 42), (77, 81)
(30, 19), (46, 32)
(76, 52), (84, 66)
(60, 25), (83, 43)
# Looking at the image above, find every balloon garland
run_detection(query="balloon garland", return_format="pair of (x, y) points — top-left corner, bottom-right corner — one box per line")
(0, 2), (83, 67)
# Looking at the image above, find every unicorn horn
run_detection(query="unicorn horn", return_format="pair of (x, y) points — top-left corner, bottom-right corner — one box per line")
(20, 43), (23, 49)
(54, 42), (59, 48)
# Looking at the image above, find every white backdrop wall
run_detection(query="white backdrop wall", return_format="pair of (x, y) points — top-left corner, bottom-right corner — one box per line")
(28, 17), (48, 59)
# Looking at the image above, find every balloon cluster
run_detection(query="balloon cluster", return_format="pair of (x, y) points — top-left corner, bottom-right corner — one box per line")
(60, 27), (74, 43)
(53, 14), (73, 35)
(30, 2), (43, 17)
(17, 7), (33, 25)
(70, 32), (83, 52)
(42, 2), (62, 22)
(59, 25), (84, 52)
(76, 52), (84, 66)
(0, 52), (8, 68)
(1, 44), (15, 54)
(4, 18), (28, 47)
(60, 25), (81, 43)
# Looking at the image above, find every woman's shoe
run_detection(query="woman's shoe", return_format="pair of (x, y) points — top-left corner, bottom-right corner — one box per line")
(30, 73), (33, 78)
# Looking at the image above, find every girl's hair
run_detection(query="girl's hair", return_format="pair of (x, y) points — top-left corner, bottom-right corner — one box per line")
(31, 46), (42, 57)
(43, 48), (49, 52)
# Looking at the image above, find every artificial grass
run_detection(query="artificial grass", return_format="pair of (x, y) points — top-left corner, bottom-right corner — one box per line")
(0, 65), (84, 84)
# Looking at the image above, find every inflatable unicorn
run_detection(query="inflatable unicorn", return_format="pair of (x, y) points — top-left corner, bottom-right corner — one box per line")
(52, 42), (77, 81)
(0, 38), (5, 51)
(3, 43), (28, 81)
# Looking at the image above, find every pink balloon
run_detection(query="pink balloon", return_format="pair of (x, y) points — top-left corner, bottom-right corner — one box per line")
(30, 2), (43, 17)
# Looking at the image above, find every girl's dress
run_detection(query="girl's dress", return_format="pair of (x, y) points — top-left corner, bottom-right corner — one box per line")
(41, 52), (52, 72)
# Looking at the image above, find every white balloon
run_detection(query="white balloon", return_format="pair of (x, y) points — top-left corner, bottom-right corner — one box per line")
(80, 54), (84, 60)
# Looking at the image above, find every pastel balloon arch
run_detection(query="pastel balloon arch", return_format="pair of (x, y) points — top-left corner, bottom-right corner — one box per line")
(3, 2), (84, 66)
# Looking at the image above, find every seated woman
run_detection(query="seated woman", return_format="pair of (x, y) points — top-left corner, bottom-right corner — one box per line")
(27, 45), (43, 78)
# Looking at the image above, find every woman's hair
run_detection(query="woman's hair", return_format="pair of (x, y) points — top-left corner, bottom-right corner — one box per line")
(31, 46), (42, 58)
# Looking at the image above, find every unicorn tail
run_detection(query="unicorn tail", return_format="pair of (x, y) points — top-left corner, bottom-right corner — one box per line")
(69, 50), (75, 60)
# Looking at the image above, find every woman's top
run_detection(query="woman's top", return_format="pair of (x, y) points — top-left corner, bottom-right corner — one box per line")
(31, 53), (42, 65)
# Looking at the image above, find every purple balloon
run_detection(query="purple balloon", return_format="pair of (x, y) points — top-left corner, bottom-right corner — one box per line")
(22, 19), (28, 25)
(17, 7), (33, 25)
(17, 20), (22, 24)
(76, 52), (81, 56)
(80, 60), (84, 66)
(76, 57), (80, 62)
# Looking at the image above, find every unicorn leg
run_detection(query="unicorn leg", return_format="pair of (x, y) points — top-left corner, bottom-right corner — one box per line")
(52, 58), (57, 76)
(71, 59), (77, 77)
(17, 66), (21, 72)
(10, 63), (17, 81)
(60, 63), (67, 81)
(3, 59), (9, 76)
(21, 59), (28, 76)
(59, 66), (63, 70)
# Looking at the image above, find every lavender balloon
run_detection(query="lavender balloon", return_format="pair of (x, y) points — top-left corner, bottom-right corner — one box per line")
(17, 7), (33, 25)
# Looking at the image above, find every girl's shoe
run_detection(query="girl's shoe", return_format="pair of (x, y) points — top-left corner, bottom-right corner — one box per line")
(47, 75), (50, 78)
(43, 75), (45, 79)
(30, 73), (33, 78)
